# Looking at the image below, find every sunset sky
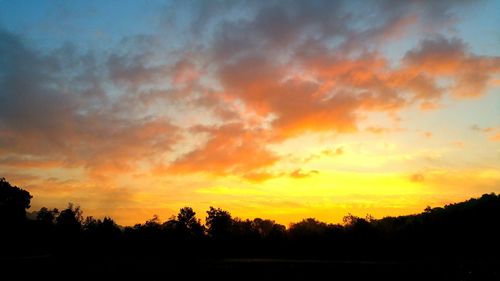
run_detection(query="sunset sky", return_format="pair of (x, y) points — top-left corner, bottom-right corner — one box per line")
(0, 0), (499, 226)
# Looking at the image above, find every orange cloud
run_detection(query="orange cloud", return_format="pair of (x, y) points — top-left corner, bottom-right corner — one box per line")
(168, 123), (278, 177)
(470, 125), (500, 143)
(404, 36), (467, 75)
(364, 126), (403, 134)
(422, 131), (433, 138)
(489, 133), (500, 142)
(289, 169), (319, 179)
(409, 173), (425, 183)
(403, 36), (500, 98)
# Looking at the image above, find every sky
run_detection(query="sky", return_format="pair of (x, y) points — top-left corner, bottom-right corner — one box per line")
(0, 0), (499, 226)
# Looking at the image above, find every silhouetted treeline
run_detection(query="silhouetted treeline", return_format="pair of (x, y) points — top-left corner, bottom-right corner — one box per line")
(1, 177), (500, 261)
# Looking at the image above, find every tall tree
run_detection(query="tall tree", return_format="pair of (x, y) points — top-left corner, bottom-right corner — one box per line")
(177, 207), (204, 237)
(0, 178), (32, 224)
(206, 207), (233, 239)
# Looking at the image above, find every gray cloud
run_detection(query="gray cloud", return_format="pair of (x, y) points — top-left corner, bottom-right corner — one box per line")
(0, 30), (179, 178)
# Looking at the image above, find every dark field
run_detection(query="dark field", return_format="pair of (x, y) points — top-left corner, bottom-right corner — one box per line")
(2, 255), (499, 281)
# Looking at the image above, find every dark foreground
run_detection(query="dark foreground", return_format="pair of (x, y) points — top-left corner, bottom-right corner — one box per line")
(1, 255), (499, 281)
(2, 179), (500, 280)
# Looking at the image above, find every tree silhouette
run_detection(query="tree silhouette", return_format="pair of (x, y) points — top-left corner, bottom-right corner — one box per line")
(176, 207), (205, 238)
(206, 207), (232, 239)
(251, 218), (282, 238)
(289, 218), (329, 239)
(36, 207), (59, 225)
(0, 177), (32, 225)
(84, 216), (120, 237)
(56, 203), (83, 233)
